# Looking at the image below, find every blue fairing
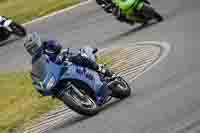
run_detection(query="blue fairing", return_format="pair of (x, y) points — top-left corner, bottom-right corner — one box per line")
(61, 63), (105, 96)
(45, 61), (63, 82)
(31, 55), (105, 98)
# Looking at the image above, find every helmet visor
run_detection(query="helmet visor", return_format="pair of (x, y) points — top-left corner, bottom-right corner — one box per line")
(24, 32), (42, 56)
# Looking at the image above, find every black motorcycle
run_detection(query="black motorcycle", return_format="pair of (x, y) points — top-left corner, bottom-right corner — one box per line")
(0, 16), (26, 41)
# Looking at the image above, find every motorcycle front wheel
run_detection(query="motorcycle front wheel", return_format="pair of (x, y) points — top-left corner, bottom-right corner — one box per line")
(109, 77), (131, 99)
(59, 82), (100, 116)
(0, 27), (10, 41)
(142, 4), (163, 22)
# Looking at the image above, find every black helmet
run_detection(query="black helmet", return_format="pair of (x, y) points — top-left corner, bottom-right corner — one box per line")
(42, 40), (62, 62)
(43, 40), (62, 56)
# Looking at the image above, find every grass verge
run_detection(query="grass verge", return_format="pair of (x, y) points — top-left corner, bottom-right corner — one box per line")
(0, 0), (80, 24)
(0, 56), (112, 133)
(0, 71), (63, 133)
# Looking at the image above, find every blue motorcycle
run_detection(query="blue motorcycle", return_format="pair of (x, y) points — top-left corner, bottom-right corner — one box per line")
(25, 33), (131, 116)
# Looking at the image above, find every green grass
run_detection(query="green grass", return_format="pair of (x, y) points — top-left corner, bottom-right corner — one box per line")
(97, 56), (113, 67)
(0, 1), (80, 132)
(0, 0), (113, 132)
(0, 71), (63, 133)
(0, 56), (112, 133)
(0, 0), (80, 23)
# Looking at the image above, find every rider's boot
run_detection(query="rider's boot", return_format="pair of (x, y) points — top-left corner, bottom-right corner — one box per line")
(112, 6), (135, 25)
(96, 84), (112, 106)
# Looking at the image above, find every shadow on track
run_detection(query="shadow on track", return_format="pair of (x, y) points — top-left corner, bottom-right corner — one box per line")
(0, 36), (22, 47)
(104, 21), (158, 43)
(163, 0), (200, 21)
(49, 96), (134, 133)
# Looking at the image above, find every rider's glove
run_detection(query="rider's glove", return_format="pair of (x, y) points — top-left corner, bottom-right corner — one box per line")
(98, 64), (106, 73)
(54, 54), (63, 64)
(55, 54), (72, 65)
(63, 58), (72, 65)
(98, 64), (114, 77)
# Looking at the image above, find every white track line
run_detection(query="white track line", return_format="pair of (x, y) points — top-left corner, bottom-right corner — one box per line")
(23, 0), (92, 26)
(99, 41), (171, 81)
(131, 41), (171, 80)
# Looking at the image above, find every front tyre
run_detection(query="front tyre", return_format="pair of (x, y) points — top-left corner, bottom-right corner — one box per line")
(0, 27), (10, 41)
(59, 83), (100, 116)
(9, 22), (26, 37)
(153, 11), (163, 22)
(110, 77), (131, 99)
(141, 4), (163, 22)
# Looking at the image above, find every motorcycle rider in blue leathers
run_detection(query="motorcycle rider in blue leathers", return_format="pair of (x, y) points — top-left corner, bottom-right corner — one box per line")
(24, 33), (113, 105)
(41, 40), (113, 77)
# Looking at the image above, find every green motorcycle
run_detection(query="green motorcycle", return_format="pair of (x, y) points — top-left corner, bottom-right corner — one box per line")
(96, 0), (163, 25)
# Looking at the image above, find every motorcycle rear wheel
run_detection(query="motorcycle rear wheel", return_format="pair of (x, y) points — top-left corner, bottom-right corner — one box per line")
(109, 77), (131, 99)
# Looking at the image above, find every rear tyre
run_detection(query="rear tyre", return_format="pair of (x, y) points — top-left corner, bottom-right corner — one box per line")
(109, 77), (131, 99)
(0, 27), (10, 41)
(59, 83), (100, 116)
(9, 22), (26, 37)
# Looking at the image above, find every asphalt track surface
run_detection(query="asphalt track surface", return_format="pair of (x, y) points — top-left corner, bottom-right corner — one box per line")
(1, 0), (200, 132)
